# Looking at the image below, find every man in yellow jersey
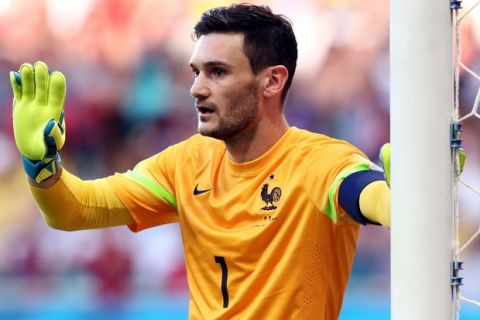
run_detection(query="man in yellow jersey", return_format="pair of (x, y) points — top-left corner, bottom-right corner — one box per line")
(9, 4), (390, 319)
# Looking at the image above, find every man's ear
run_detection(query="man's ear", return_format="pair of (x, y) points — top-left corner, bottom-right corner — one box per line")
(261, 65), (288, 98)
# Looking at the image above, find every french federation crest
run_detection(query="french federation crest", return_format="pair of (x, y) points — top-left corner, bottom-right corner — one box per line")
(260, 183), (282, 211)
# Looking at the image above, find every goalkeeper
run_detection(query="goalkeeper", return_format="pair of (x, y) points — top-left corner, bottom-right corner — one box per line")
(10, 4), (391, 320)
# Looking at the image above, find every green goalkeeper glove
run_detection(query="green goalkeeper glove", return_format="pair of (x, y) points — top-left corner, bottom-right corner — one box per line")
(379, 143), (391, 185)
(458, 148), (466, 174)
(10, 62), (66, 183)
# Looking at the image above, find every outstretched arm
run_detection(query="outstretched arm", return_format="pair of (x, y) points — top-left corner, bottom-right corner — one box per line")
(339, 145), (391, 228)
(11, 62), (134, 230)
(358, 180), (390, 228)
(339, 170), (391, 228)
(30, 168), (134, 231)
(360, 143), (391, 228)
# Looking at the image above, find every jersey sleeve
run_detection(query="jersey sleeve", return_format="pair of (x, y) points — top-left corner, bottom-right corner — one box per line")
(107, 144), (180, 232)
(29, 168), (134, 230)
(303, 141), (376, 224)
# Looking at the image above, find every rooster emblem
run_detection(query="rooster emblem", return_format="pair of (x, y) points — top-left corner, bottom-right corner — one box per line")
(261, 183), (282, 210)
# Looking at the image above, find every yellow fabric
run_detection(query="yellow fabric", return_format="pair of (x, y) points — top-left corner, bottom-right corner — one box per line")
(29, 169), (134, 230)
(359, 180), (391, 228)
(108, 127), (374, 320)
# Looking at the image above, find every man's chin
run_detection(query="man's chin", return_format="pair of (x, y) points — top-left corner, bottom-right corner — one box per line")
(198, 126), (220, 139)
(198, 125), (231, 141)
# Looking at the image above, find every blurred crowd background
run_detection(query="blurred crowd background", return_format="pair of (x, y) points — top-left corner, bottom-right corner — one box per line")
(0, 0), (479, 318)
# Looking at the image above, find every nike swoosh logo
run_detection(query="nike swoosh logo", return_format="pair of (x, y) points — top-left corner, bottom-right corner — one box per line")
(193, 184), (211, 196)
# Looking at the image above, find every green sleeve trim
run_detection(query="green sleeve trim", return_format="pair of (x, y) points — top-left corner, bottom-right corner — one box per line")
(125, 169), (177, 211)
(325, 163), (370, 223)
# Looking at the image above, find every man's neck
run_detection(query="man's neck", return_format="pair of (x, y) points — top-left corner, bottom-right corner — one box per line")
(225, 116), (289, 163)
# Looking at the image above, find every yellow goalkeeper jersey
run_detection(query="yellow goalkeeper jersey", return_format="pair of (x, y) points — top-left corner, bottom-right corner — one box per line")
(108, 127), (372, 320)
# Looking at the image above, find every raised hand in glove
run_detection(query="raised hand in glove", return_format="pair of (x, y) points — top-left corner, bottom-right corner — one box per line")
(10, 61), (66, 183)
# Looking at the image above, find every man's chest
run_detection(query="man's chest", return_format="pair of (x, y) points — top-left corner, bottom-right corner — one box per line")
(177, 164), (300, 228)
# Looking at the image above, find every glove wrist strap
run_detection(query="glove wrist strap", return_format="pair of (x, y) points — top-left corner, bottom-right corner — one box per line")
(22, 154), (61, 183)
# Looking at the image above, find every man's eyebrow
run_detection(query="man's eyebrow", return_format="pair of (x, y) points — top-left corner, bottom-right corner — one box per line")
(205, 61), (230, 68)
(189, 60), (231, 69)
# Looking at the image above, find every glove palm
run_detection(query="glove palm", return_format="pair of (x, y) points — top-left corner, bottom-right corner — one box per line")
(10, 62), (66, 182)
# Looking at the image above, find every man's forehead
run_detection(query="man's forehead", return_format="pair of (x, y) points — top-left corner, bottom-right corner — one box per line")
(189, 33), (247, 66)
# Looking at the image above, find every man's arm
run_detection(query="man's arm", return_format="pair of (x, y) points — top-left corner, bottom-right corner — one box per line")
(29, 168), (134, 231)
(338, 169), (391, 228)
(358, 180), (390, 228)
(11, 61), (134, 230)
(338, 145), (391, 228)
(28, 166), (62, 189)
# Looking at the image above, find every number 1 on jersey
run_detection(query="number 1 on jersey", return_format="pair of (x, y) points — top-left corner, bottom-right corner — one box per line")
(214, 256), (229, 308)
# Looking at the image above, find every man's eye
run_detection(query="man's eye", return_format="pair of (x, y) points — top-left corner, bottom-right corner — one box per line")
(212, 68), (225, 77)
(192, 70), (199, 78)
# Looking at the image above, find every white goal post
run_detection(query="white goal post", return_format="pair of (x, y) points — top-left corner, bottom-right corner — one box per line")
(390, 0), (455, 319)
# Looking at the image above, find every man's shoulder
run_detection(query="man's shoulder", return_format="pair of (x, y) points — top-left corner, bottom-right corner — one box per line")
(178, 133), (224, 151)
(155, 134), (225, 160)
(290, 127), (330, 141)
(289, 127), (366, 161)
(136, 134), (224, 171)
(290, 127), (354, 149)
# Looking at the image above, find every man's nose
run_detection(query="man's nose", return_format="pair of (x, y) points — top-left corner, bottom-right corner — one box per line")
(190, 75), (210, 99)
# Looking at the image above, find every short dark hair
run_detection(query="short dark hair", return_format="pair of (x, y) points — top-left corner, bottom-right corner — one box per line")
(193, 3), (298, 103)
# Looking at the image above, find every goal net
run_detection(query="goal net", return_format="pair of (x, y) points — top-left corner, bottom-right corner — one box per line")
(452, 0), (480, 318)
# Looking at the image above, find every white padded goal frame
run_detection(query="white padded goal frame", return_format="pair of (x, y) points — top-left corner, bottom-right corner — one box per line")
(390, 0), (455, 319)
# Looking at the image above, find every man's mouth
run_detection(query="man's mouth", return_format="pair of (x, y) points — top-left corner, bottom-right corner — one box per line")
(196, 105), (215, 114)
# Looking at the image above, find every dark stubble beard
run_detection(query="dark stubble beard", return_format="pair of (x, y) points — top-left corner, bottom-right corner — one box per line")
(200, 82), (259, 144)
